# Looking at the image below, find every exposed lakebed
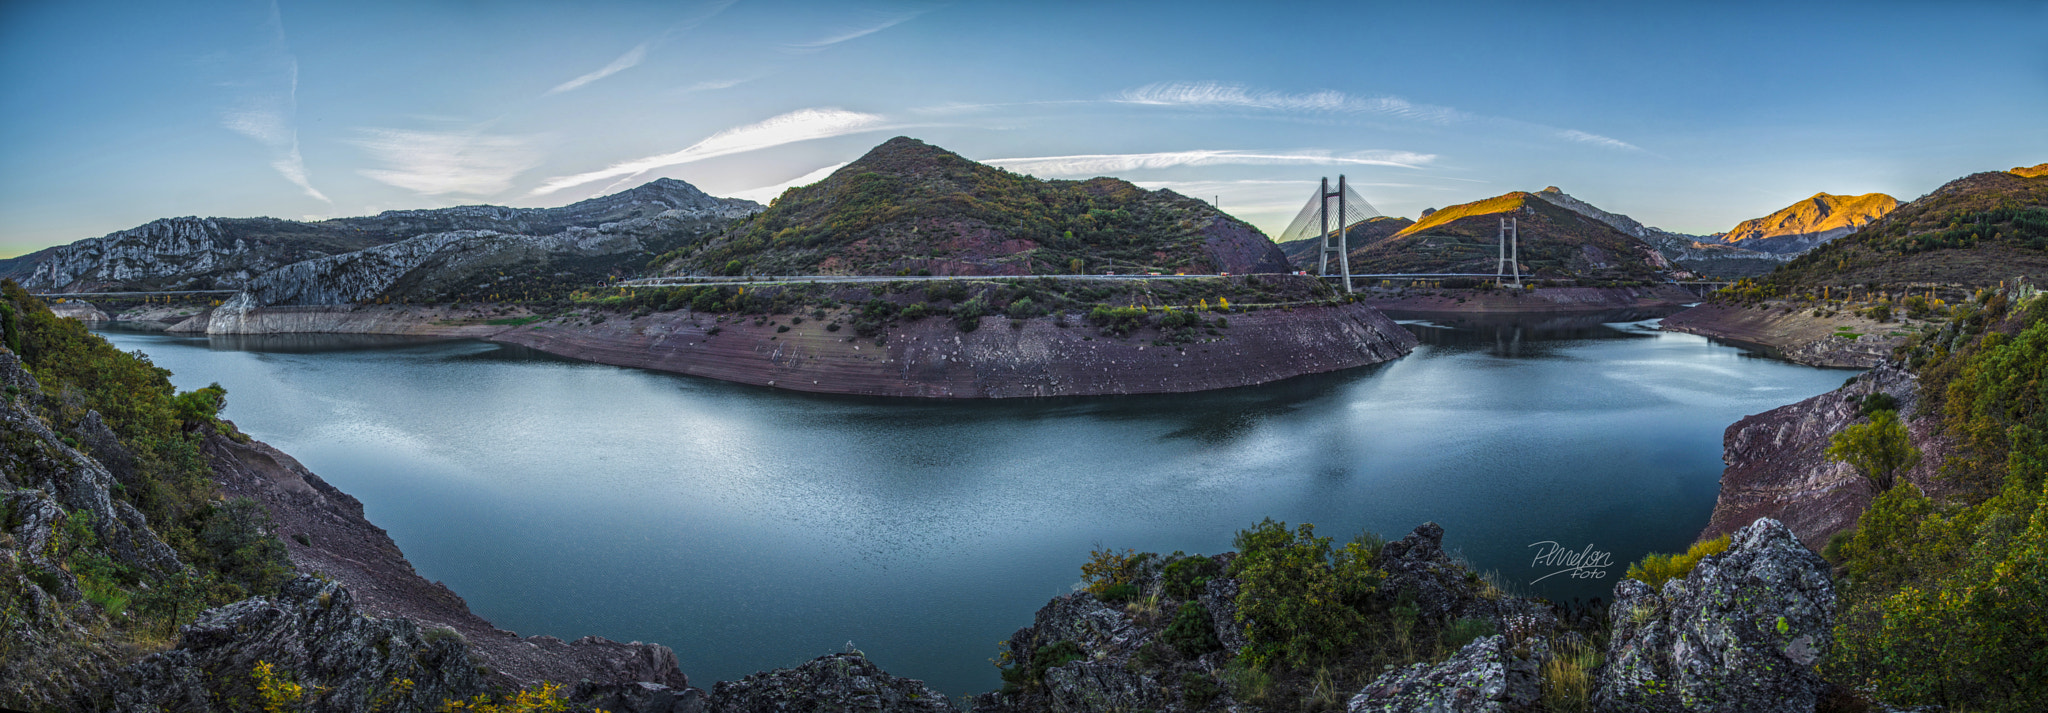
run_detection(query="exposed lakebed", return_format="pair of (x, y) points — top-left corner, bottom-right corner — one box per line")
(96, 308), (1847, 696)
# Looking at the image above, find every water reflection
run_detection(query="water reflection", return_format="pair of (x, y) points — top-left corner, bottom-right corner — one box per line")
(92, 315), (1846, 696)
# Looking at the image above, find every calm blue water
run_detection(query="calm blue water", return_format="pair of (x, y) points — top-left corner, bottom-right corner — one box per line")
(97, 310), (1847, 696)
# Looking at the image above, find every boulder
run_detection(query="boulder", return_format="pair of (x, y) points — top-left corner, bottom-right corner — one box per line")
(1593, 518), (1834, 712)
(1347, 634), (1541, 713)
(707, 652), (955, 712)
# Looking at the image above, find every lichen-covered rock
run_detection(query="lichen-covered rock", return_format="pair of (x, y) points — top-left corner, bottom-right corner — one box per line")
(91, 575), (486, 712)
(1041, 661), (1165, 713)
(1347, 635), (1540, 713)
(707, 652), (955, 713)
(1593, 517), (1834, 713)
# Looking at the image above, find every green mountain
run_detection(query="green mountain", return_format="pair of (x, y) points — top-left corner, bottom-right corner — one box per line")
(655, 137), (1292, 276)
(1764, 167), (2048, 290)
(1341, 191), (1665, 280)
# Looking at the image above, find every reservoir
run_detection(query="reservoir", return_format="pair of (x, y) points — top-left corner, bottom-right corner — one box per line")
(96, 309), (1847, 696)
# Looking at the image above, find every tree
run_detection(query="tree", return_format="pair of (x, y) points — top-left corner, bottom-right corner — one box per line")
(1826, 409), (1921, 492)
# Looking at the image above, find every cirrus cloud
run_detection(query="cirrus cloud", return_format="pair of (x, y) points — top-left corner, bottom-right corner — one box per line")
(528, 108), (891, 197)
(984, 149), (1437, 177)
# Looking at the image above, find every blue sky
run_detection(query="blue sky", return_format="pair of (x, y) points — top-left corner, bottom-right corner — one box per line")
(3, 0), (2045, 257)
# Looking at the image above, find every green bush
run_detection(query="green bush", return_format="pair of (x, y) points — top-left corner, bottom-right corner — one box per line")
(1180, 671), (1221, 708)
(1826, 409), (1921, 492)
(1162, 555), (1220, 599)
(1231, 519), (1358, 669)
(1163, 602), (1222, 656)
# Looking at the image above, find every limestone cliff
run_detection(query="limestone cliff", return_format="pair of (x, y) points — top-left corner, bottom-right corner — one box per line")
(0, 178), (759, 292)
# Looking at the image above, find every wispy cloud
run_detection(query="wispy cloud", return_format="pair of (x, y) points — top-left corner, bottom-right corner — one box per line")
(546, 41), (652, 95)
(354, 129), (545, 196)
(1117, 81), (1646, 152)
(1555, 129), (1641, 152)
(729, 162), (850, 204)
(684, 76), (755, 92)
(985, 149), (1436, 177)
(529, 108), (889, 197)
(222, 1), (327, 202)
(785, 8), (932, 51)
(1117, 82), (1468, 125)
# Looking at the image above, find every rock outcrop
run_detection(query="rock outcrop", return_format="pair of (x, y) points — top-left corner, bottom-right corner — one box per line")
(1702, 363), (1950, 549)
(708, 653), (956, 713)
(1594, 518), (1835, 713)
(91, 575), (487, 712)
(1346, 635), (1540, 713)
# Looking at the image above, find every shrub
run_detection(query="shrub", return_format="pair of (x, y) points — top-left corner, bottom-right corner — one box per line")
(1826, 409), (1921, 492)
(1231, 519), (1357, 669)
(1006, 297), (1040, 319)
(1163, 602), (1222, 656)
(1623, 534), (1730, 590)
(1180, 671), (1222, 708)
(1858, 392), (1899, 416)
(1162, 555), (1220, 599)
(1080, 547), (1144, 596)
(1026, 640), (1084, 686)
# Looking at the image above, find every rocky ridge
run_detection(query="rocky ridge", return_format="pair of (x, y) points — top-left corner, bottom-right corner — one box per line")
(1528, 187), (1787, 277)
(0, 178), (759, 293)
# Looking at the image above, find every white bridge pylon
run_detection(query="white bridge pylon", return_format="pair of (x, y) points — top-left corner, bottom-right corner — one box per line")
(1277, 176), (1383, 293)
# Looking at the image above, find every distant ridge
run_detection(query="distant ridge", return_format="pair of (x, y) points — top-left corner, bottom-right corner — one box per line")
(1717, 192), (1898, 254)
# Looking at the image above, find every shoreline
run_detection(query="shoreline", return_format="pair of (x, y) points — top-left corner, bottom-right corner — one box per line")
(1658, 301), (1925, 368)
(114, 300), (1422, 398)
(1358, 284), (1699, 313)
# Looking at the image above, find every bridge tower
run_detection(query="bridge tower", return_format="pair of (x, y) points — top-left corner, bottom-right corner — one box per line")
(1317, 176), (1354, 293)
(1496, 216), (1521, 288)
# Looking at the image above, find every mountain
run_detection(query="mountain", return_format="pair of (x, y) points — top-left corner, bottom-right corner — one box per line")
(2010, 162), (2048, 178)
(1528, 187), (1787, 278)
(1275, 216), (1414, 272)
(1764, 168), (2048, 289)
(1716, 192), (1898, 254)
(0, 178), (759, 292)
(655, 137), (1292, 276)
(1342, 190), (1666, 280)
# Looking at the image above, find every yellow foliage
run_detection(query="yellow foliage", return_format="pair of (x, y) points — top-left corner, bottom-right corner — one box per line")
(441, 682), (572, 713)
(1623, 534), (1730, 590)
(253, 660), (321, 713)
